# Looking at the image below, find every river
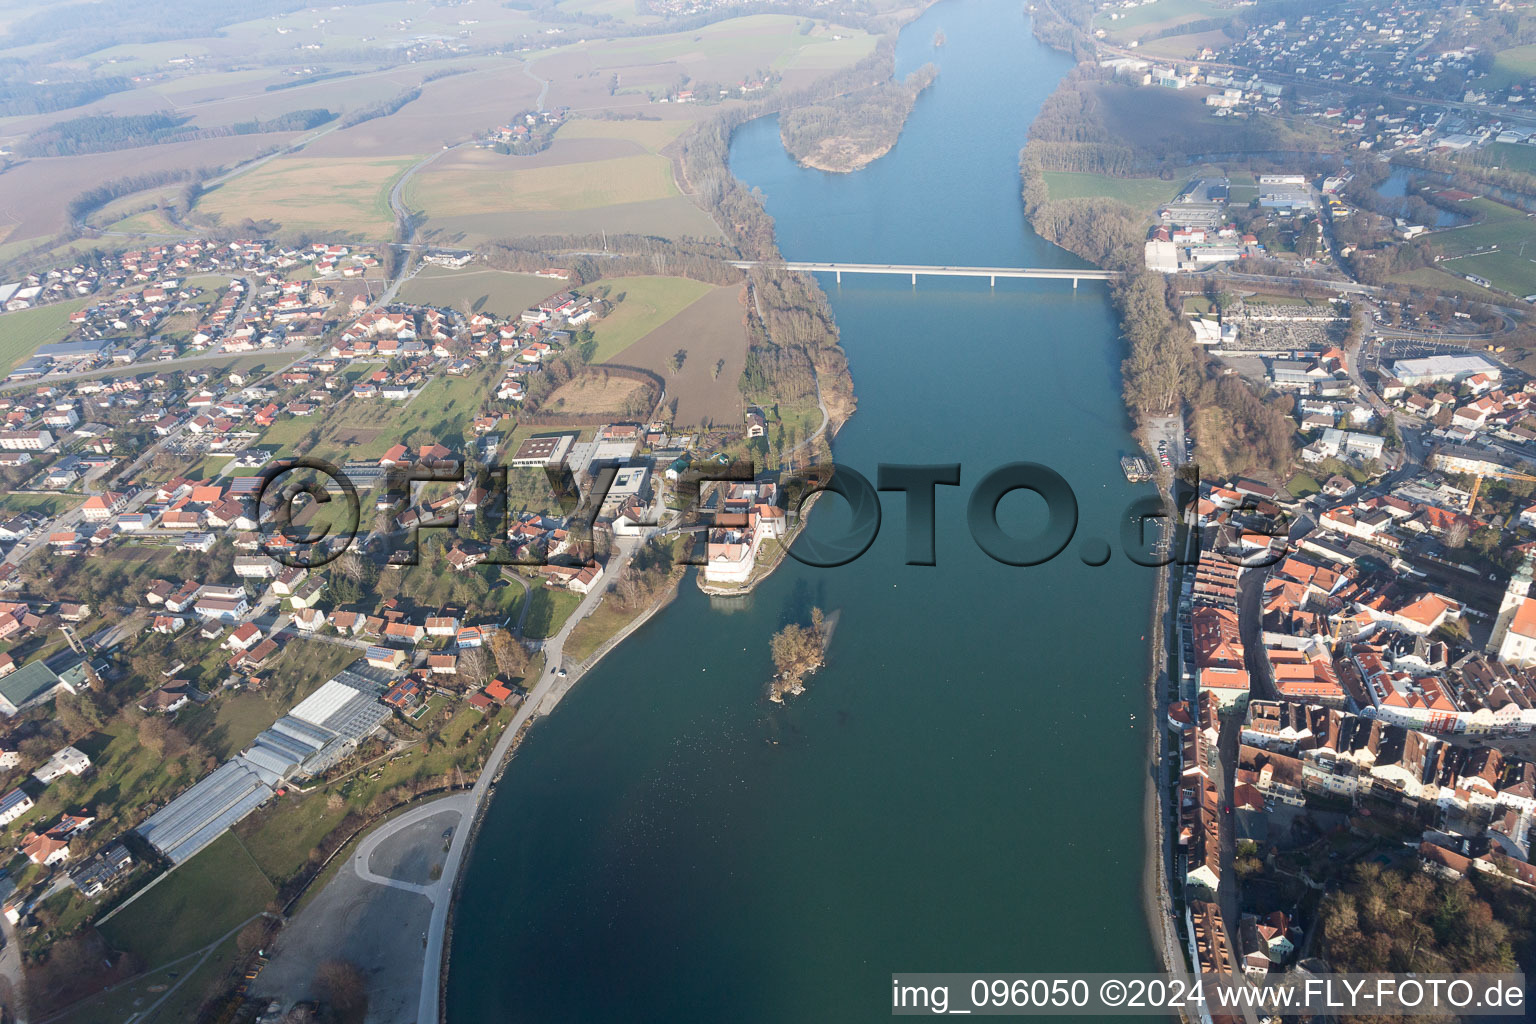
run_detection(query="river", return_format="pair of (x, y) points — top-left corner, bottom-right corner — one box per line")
(445, 1), (1162, 1019)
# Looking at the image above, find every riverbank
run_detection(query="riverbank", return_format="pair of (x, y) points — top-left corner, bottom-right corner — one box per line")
(1020, 25), (1185, 986)
(446, 1), (1160, 1016)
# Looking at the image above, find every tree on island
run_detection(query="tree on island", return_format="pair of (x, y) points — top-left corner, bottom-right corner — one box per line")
(769, 607), (828, 701)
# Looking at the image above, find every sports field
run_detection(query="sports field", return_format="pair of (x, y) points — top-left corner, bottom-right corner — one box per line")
(1428, 198), (1536, 298)
(196, 155), (415, 238)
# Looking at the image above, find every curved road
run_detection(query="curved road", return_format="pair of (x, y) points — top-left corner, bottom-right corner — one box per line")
(301, 538), (642, 1023)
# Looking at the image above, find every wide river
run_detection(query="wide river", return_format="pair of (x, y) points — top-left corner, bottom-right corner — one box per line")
(446, 1), (1161, 1018)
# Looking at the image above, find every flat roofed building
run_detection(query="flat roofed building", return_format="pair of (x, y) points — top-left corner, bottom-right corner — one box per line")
(510, 433), (575, 468)
(1390, 354), (1501, 386)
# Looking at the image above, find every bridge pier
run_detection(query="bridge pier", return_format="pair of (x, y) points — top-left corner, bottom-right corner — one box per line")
(1072, 277), (1078, 289)
(835, 269), (841, 284)
(911, 272), (917, 286)
(989, 275), (995, 287)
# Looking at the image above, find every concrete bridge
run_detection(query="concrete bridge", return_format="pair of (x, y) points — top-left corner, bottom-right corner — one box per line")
(730, 260), (1119, 287)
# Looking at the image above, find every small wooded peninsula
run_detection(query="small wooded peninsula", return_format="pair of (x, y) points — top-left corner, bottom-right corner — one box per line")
(779, 62), (938, 173)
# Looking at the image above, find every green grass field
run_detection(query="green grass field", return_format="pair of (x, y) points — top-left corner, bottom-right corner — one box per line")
(1489, 44), (1536, 90)
(1425, 198), (1536, 297)
(196, 156), (415, 238)
(1487, 142), (1536, 175)
(588, 276), (716, 363)
(0, 492), (84, 516)
(1386, 266), (1511, 304)
(313, 368), (497, 460)
(522, 585), (582, 640)
(0, 298), (90, 375)
(1096, 0), (1226, 41)
(1041, 171), (1179, 211)
(99, 832), (276, 967)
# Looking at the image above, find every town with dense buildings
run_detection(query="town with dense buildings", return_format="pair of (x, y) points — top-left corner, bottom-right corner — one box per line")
(1007, 0), (1536, 1010)
(0, 225), (803, 1020)
(15, 0), (1536, 1017)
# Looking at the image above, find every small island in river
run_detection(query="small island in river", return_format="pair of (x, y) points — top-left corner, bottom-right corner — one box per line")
(779, 63), (938, 173)
(768, 607), (838, 702)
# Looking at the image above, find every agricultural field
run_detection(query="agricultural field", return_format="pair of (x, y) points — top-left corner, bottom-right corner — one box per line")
(421, 196), (722, 244)
(0, 133), (299, 247)
(397, 266), (567, 319)
(587, 275), (717, 363)
(614, 284), (748, 426)
(1425, 198), (1536, 298)
(194, 155), (416, 239)
(1133, 27), (1233, 59)
(1041, 171), (1179, 212)
(297, 368), (498, 461)
(0, 298), (91, 375)
(562, 14), (876, 82)
(409, 151), (677, 216)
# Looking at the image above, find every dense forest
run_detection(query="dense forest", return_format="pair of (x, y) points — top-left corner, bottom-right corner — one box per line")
(0, 75), (132, 117)
(340, 88), (421, 128)
(778, 59), (937, 172)
(232, 108), (335, 135)
(19, 113), (192, 157)
(19, 108), (333, 157)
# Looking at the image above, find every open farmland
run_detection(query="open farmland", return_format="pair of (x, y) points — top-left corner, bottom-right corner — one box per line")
(0, 133), (303, 246)
(408, 120), (726, 242)
(588, 276), (717, 362)
(397, 266), (566, 319)
(1427, 197), (1536, 298)
(613, 284), (747, 426)
(196, 155), (415, 238)
(409, 150), (677, 214)
(423, 197), (722, 242)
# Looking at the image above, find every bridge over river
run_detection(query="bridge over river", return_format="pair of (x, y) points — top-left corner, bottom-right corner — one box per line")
(729, 260), (1120, 287)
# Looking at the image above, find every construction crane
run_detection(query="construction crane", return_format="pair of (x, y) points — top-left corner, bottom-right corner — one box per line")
(1467, 468), (1536, 515)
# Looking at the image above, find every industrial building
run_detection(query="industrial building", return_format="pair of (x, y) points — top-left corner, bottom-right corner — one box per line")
(135, 662), (392, 864)
(1388, 354), (1502, 387)
(240, 668), (393, 786)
